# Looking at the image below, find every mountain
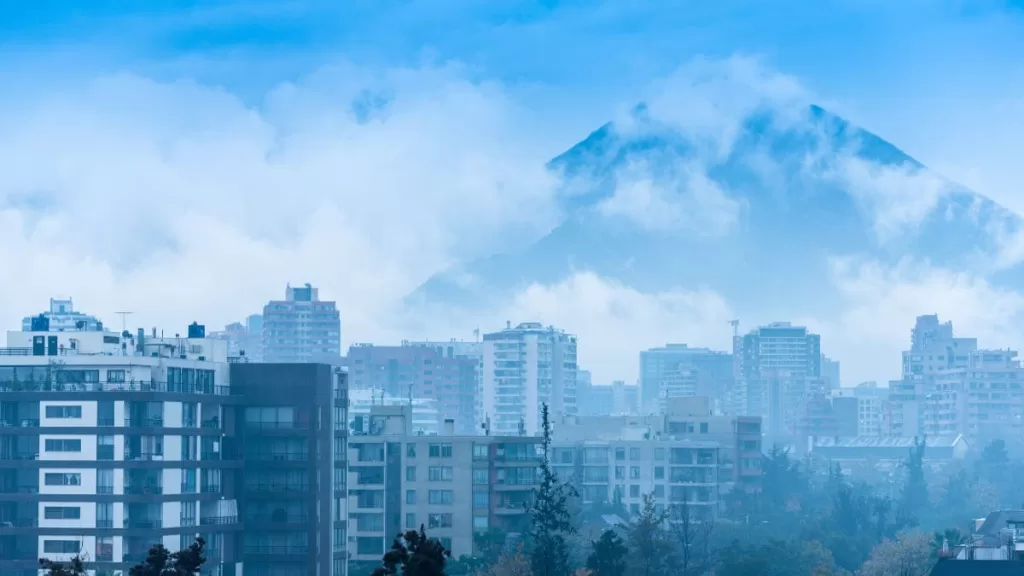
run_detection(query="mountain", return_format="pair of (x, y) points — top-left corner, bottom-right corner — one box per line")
(408, 103), (1024, 320)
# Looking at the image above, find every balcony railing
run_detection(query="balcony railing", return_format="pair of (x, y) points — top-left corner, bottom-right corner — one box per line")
(0, 419), (39, 428)
(0, 379), (231, 396)
(97, 485), (114, 494)
(0, 452), (38, 461)
(125, 452), (164, 461)
(125, 484), (163, 495)
(200, 515), (239, 525)
(245, 483), (309, 493)
(125, 417), (164, 428)
(125, 519), (162, 529)
(245, 514), (309, 524)
(96, 519), (113, 528)
(246, 452), (308, 462)
(244, 544), (309, 555)
(97, 445), (115, 460)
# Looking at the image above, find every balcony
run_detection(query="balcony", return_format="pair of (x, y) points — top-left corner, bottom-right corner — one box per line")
(0, 419), (38, 428)
(97, 445), (115, 460)
(200, 515), (239, 526)
(0, 379), (231, 395)
(97, 417), (115, 426)
(124, 452), (164, 462)
(246, 513), (309, 525)
(97, 485), (114, 494)
(125, 417), (164, 428)
(244, 483), (308, 494)
(246, 452), (308, 462)
(244, 544), (309, 555)
(96, 519), (114, 528)
(125, 518), (162, 530)
(125, 485), (164, 495)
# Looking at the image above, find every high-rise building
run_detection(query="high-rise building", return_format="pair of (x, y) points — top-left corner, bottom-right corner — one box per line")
(832, 382), (888, 437)
(639, 344), (733, 414)
(578, 375), (639, 417)
(0, 324), (243, 576)
(344, 341), (479, 434)
(209, 314), (264, 362)
(733, 322), (822, 437)
(263, 283), (341, 363)
(231, 362), (349, 576)
(21, 298), (103, 332)
(822, 355), (841, 389)
(481, 322), (577, 436)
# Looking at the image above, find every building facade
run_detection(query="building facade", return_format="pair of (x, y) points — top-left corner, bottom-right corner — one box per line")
(0, 326), (243, 576)
(263, 284), (341, 363)
(231, 362), (349, 576)
(639, 344), (733, 415)
(345, 341), (479, 434)
(209, 315), (264, 362)
(21, 298), (104, 333)
(481, 323), (577, 436)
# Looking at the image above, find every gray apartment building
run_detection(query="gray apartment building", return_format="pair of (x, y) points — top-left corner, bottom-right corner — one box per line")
(639, 344), (733, 415)
(346, 407), (541, 571)
(263, 284), (341, 363)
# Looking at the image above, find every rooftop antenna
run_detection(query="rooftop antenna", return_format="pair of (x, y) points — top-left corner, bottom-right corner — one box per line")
(116, 311), (133, 333)
(729, 319), (739, 337)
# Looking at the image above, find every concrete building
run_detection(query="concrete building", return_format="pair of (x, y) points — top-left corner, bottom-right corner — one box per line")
(578, 378), (639, 417)
(21, 298), (104, 333)
(345, 341), (479, 434)
(832, 382), (889, 437)
(0, 325), (243, 576)
(231, 362), (349, 576)
(209, 314), (264, 362)
(263, 283), (341, 363)
(733, 322), (822, 438)
(481, 322), (577, 436)
(348, 389), (441, 436)
(639, 344), (732, 415)
(346, 407), (541, 568)
(925, 349), (1024, 442)
(822, 355), (841, 389)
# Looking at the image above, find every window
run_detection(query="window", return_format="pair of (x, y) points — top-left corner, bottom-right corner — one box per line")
(44, 540), (82, 554)
(629, 447), (641, 460)
(407, 444), (417, 458)
(429, 490), (454, 505)
(474, 516), (489, 530)
(473, 444), (489, 460)
(45, 405), (82, 419)
(614, 466), (624, 480)
(653, 485), (665, 498)
(428, 466), (453, 482)
(473, 491), (489, 508)
(615, 447), (626, 461)
(107, 369), (126, 383)
(630, 466), (641, 479)
(654, 466), (664, 480)
(428, 443), (453, 458)
(473, 469), (488, 485)
(428, 513), (453, 528)
(406, 466), (416, 481)
(406, 513), (417, 529)
(630, 485), (640, 498)
(44, 506), (81, 520)
(45, 439), (82, 452)
(654, 447), (665, 461)
(699, 422), (708, 434)
(406, 490), (416, 505)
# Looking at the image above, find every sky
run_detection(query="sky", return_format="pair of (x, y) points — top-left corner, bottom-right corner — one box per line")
(1, 0), (1023, 385)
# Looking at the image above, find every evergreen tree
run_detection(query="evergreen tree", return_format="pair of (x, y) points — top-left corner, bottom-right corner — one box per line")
(898, 437), (928, 526)
(530, 403), (578, 576)
(371, 526), (449, 576)
(624, 493), (673, 576)
(39, 556), (86, 576)
(585, 530), (627, 576)
(128, 537), (206, 576)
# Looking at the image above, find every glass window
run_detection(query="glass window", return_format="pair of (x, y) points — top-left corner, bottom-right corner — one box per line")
(428, 443), (453, 458)
(699, 422), (708, 434)
(630, 485), (640, 498)
(428, 513), (453, 528)
(614, 466), (624, 480)
(630, 466), (640, 479)
(406, 513), (417, 529)
(406, 466), (416, 481)
(654, 466), (664, 480)
(44, 506), (81, 519)
(407, 444), (417, 458)
(428, 466), (453, 481)
(45, 405), (82, 419)
(44, 540), (82, 554)
(472, 444), (489, 460)
(406, 490), (416, 505)
(428, 490), (454, 505)
(45, 439), (82, 452)
(473, 491), (489, 508)
(615, 447), (626, 461)
(654, 447), (665, 461)
(473, 516), (489, 530)
(629, 447), (641, 461)
(473, 469), (488, 485)
(44, 473), (81, 486)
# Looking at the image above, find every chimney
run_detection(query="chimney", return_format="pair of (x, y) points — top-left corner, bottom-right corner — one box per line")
(443, 419), (455, 436)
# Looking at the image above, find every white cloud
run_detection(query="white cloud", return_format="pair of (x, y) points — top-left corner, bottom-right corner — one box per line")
(0, 63), (560, 341)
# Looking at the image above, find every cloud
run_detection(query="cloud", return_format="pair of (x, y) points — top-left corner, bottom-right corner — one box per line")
(808, 256), (1024, 384)
(0, 62), (561, 341)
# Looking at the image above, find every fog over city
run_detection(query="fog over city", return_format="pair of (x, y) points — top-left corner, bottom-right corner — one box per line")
(5, 3), (1024, 576)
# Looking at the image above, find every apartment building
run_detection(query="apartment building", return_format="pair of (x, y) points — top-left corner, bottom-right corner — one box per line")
(482, 322), (577, 435)
(346, 407), (541, 569)
(231, 362), (349, 576)
(263, 283), (341, 363)
(345, 341), (479, 434)
(733, 322), (822, 437)
(832, 382), (888, 437)
(0, 325), (243, 576)
(925, 349), (1024, 442)
(21, 298), (104, 333)
(639, 344), (732, 415)
(209, 314), (264, 362)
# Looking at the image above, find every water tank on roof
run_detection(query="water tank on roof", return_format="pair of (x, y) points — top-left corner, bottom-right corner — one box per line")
(30, 315), (49, 332)
(187, 322), (206, 339)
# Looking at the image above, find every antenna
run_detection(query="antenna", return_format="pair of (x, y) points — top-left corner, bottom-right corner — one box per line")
(116, 311), (134, 333)
(728, 319), (739, 337)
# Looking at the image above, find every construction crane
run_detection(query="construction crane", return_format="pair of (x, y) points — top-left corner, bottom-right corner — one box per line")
(728, 319), (739, 337)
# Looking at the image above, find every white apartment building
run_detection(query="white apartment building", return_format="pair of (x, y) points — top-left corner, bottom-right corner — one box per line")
(0, 326), (242, 576)
(925, 349), (1024, 441)
(482, 322), (577, 436)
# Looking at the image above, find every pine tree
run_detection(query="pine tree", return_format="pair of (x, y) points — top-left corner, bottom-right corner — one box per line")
(128, 537), (206, 576)
(530, 403), (578, 576)
(898, 437), (928, 526)
(625, 493), (673, 576)
(371, 526), (449, 576)
(585, 530), (627, 576)
(39, 556), (86, 576)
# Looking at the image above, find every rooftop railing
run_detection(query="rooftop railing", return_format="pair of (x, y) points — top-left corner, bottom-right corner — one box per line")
(0, 379), (231, 395)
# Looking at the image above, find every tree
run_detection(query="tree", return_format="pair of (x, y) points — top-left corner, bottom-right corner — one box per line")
(39, 556), (86, 576)
(371, 526), (449, 576)
(129, 537), (206, 576)
(530, 403), (578, 576)
(625, 494), (674, 576)
(669, 499), (715, 576)
(898, 438), (928, 526)
(482, 543), (533, 576)
(585, 530), (627, 576)
(718, 539), (841, 576)
(858, 531), (934, 576)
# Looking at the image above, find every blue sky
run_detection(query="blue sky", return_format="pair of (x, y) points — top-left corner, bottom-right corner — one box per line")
(1, 1), (1024, 383)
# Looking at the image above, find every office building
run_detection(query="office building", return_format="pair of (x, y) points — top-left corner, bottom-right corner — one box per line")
(639, 344), (732, 415)
(345, 341), (479, 434)
(231, 362), (349, 576)
(0, 324), (243, 576)
(346, 407), (541, 568)
(21, 298), (104, 333)
(481, 322), (577, 436)
(733, 322), (822, 437)
(263, 283), (341, 363)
